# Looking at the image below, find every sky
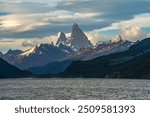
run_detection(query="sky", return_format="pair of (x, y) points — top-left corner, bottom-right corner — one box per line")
(0, 0), (150, 53)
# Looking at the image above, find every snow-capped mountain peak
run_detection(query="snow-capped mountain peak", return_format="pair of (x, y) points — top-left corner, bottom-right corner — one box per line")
(5, 49), (23, 56)
(95, 35), (124, 47)
(56, 32), (69, 46)
(55, 23), (93, 51)
(6, 43), (71, 69)
(20, 44), (57, 57)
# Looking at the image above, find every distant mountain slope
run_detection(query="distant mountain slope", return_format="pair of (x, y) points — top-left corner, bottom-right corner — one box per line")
(63, 37), (150, 79)
(27, 35), (132, 75)
(0, 58), (31, 78)
(2, 44), (70, 69)
(72, 39), (132, 61)
(29, 39), (132, 75)
(111, 51), (150, 78)
(0, 52), (3, 58)
(28, 60), (71, 75)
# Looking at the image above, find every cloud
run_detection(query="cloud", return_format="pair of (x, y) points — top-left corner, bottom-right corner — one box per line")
(0, 10), (100, 32)
(88, 13), (150, 32)
(0, 39), (15, 42)
(0, 1), (53, 14)
(113, 14), (150, 30)
(87, 26), (147, 44)
(86, 32), (110, 45)
(0, 34), (58, 53)
(0, 39), (25, 52)
(21, 40), (37, 47)
(0, 0), (149, 38)
(57, 0), (150, 22)
(21, 35), (58, 47)
(87, 13), (150, 42)
(0, 14), (50, 32)
(121, 26), (147, 41)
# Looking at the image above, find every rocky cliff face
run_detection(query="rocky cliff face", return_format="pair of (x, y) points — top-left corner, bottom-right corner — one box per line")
(70, 23), (93, 50)
(56, 32), (69, 46)
(56, 23), (93, 51)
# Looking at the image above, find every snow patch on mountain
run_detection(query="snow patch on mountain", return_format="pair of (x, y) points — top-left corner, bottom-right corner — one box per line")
(56, 32), (70, 46)
(21, 47), (36, 57)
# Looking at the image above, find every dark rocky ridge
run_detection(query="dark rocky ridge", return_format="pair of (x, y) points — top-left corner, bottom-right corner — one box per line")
(62, 37), (150, 79)
(0, 57), (31, 78)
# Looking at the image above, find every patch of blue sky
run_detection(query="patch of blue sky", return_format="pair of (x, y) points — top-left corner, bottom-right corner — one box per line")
(0, 12), (10, 16)
(143, 28), (150, 34)
(99, 29), (120, 36)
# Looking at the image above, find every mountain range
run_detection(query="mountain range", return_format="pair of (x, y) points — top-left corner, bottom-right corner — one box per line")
(0, 23), (150, 79)
(62, 37), (150, 79)
(1, 23), (94, 69)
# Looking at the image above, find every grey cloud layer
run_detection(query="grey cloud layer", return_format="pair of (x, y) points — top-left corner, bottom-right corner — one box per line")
(0, 2), (55, 14)
(0, 0), (150, 39)
(57, 0), (150, 21)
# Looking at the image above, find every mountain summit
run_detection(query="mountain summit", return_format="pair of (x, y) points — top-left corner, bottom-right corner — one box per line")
(56, 23), (93, 51)
(56, 32), (69, 46)
(71, 23), (93, 50)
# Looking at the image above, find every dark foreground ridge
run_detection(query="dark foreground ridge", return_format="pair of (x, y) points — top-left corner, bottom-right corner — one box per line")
(60, 37), (150, 79)
(0, 57), (32, 78)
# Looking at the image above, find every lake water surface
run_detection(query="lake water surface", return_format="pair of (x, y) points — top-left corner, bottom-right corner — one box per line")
(0, 78), (150, 100)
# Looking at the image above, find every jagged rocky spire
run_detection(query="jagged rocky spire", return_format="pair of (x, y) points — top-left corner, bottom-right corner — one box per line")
(71, 23), (93, 50)
(55, 23), (93, 50)
(56, 32), (68, 46)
